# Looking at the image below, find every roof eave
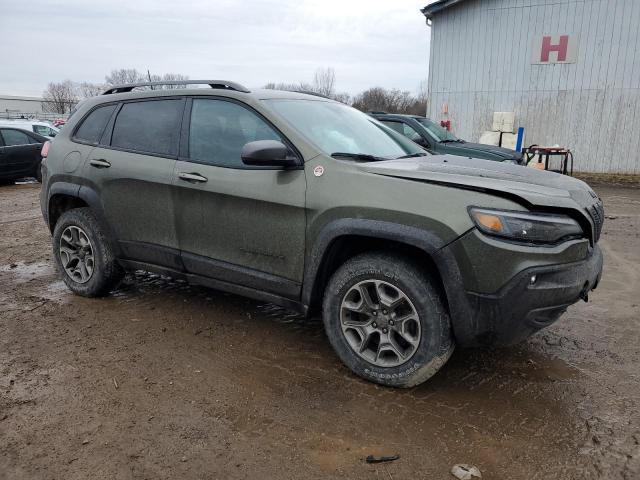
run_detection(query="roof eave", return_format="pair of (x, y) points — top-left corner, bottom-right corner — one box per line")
(421, 0), (468, 20)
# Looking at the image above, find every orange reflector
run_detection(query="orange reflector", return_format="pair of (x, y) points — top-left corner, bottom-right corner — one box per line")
(474, 212), (503, 232)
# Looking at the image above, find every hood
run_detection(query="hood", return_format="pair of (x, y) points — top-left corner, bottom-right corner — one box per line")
(358, 155), (599, 211)
(440, 141), (519, 160)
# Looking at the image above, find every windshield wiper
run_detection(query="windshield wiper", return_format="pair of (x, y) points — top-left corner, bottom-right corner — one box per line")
(397, 152), (428, 159)
(440, 139), (463, 144)
(331, 152), (386, 162)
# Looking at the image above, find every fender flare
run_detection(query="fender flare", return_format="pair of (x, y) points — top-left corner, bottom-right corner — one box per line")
(46, 182), (121, 257)
(301, 218), (473, 343)
(301, 218), (452, 307)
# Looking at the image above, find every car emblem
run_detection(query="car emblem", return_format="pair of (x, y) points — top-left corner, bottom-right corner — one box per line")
(313, 165), (325, 177)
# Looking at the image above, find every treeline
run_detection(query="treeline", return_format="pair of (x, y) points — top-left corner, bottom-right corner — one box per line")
(41, 69), (191, 114)
(42, 67), (427, 116)
(264, 67), (428, 115)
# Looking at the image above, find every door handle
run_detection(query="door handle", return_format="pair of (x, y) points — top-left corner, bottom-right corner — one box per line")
(90, 158), (111, 168)
(178, 172), (208, 183)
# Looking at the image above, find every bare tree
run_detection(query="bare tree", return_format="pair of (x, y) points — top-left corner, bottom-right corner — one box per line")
(415, 80), (428, 115)
(77, 81), (105, 99)
(148, 72), (190, 89)
(105, 69), (189, 89)
(312, 67), (336, 97)
(332, 92), (351, 104)
(105, 68), (145, 86)
(263, 81), (312, 93)
(352, 86), (427, 115)
(41, 80), (78, 114)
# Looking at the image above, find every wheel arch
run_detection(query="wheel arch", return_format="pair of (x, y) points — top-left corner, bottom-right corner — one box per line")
(47, 184), (121, 257)
(302, 219), (457, 316)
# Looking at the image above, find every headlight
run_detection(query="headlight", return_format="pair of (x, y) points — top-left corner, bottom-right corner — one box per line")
(469, 207), (584, 244)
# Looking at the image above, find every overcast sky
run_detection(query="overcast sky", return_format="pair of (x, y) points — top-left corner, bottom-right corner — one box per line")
(0, 0), (432, 97)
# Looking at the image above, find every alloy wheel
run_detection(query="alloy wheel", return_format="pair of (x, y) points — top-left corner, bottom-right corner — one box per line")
(59, 225), (95, 284)
(340, 279), (421, 367)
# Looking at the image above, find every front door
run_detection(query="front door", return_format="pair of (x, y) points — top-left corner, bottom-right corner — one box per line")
(82, 98), (185, 269)
(173, 98), (306, 298)
(0, 128), (41, 178)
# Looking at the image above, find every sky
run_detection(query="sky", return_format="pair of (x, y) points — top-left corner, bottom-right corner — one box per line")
(0, 0), (433, 98)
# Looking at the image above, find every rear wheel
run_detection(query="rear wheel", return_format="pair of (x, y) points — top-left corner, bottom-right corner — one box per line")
(322, 252), (454, 388)
(53, 208), (124, 297)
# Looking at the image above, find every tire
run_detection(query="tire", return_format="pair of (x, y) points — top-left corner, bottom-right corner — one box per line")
(52, 208), (124, 297)
(35, 161), (42, 183)
(322, 252), (454, 388)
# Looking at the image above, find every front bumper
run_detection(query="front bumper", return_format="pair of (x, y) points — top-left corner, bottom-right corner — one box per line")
(435, 243), (603, 347)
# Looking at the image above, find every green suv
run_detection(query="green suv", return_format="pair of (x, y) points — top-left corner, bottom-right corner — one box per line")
(40, 80), (604, 388)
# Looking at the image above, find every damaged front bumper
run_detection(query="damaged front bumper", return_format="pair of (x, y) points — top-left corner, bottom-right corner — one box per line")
(461, 245), (603, 345)
(434, 231), (604, 347)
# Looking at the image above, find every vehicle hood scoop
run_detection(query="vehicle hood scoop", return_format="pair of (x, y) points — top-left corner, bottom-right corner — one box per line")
(359, 155), (598, 210)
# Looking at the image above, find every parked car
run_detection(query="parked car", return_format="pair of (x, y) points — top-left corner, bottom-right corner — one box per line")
(371, 112), (523, 164)
(0, 127), (47, 183)
(0, 120), (60, 139)
(40, 80), (603, 388)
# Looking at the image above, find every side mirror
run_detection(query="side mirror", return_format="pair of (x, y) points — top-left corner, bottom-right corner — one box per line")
(241, 140), (298, 167)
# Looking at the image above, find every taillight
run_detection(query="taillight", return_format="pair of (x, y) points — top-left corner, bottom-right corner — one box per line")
(41, 141), (51, 158)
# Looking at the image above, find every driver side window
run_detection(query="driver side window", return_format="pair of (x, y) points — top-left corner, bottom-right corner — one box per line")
(381, 121), (422, 143)
(188, 99), (282, 168)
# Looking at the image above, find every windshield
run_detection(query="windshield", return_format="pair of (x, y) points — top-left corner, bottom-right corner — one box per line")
(264, 99), (425, 159)
(415, 118), (459, 142)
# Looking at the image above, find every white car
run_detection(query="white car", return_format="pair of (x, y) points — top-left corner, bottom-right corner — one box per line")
(0, 120), (60, 139)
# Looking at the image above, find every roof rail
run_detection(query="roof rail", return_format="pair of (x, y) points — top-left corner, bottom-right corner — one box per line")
(102, 80), (250, 95)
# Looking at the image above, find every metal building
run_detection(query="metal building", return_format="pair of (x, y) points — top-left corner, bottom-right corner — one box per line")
(0, 95), (46, 118)
(422, 0), (640, 174)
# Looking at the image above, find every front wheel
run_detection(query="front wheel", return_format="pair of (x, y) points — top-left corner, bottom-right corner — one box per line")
(322, 252), (454, 388)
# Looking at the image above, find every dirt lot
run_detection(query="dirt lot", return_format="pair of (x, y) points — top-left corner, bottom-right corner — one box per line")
(0, 182), (638, 480)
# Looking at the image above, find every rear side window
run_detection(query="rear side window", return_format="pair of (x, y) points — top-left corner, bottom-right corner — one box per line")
(111, 99), (183, 156)
(188, 99), (281, 168)
(1, 129), (31, 146)
(74, 104), (117, 144)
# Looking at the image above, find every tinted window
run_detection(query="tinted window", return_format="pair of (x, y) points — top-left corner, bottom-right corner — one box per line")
(189, 99), (281, 168)
(381, 121), (404, 135)
(33, 124), (58, 137)
(111, 99), (182, 156)
(1, 129), (31, 146)
(74, 105), (116, 144)
(415, 118), (459, 142)
(381, 121), (422, 142)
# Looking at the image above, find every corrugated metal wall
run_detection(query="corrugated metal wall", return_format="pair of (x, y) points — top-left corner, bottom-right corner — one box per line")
(427, 0), (640, 173)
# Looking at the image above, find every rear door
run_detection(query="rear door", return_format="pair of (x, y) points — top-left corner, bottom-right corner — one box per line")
(81, 97), (185, 269)
(173, 97), (306, 297)
(0, 128), (41, 177)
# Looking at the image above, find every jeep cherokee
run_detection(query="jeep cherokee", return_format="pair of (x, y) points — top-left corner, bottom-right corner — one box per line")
(40, 80), (604, 388)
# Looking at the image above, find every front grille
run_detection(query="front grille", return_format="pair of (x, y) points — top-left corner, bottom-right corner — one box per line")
(587, 201), (605, 243)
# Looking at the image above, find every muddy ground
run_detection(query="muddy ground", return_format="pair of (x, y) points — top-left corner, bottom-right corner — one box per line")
(0, 182), (638, 480)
